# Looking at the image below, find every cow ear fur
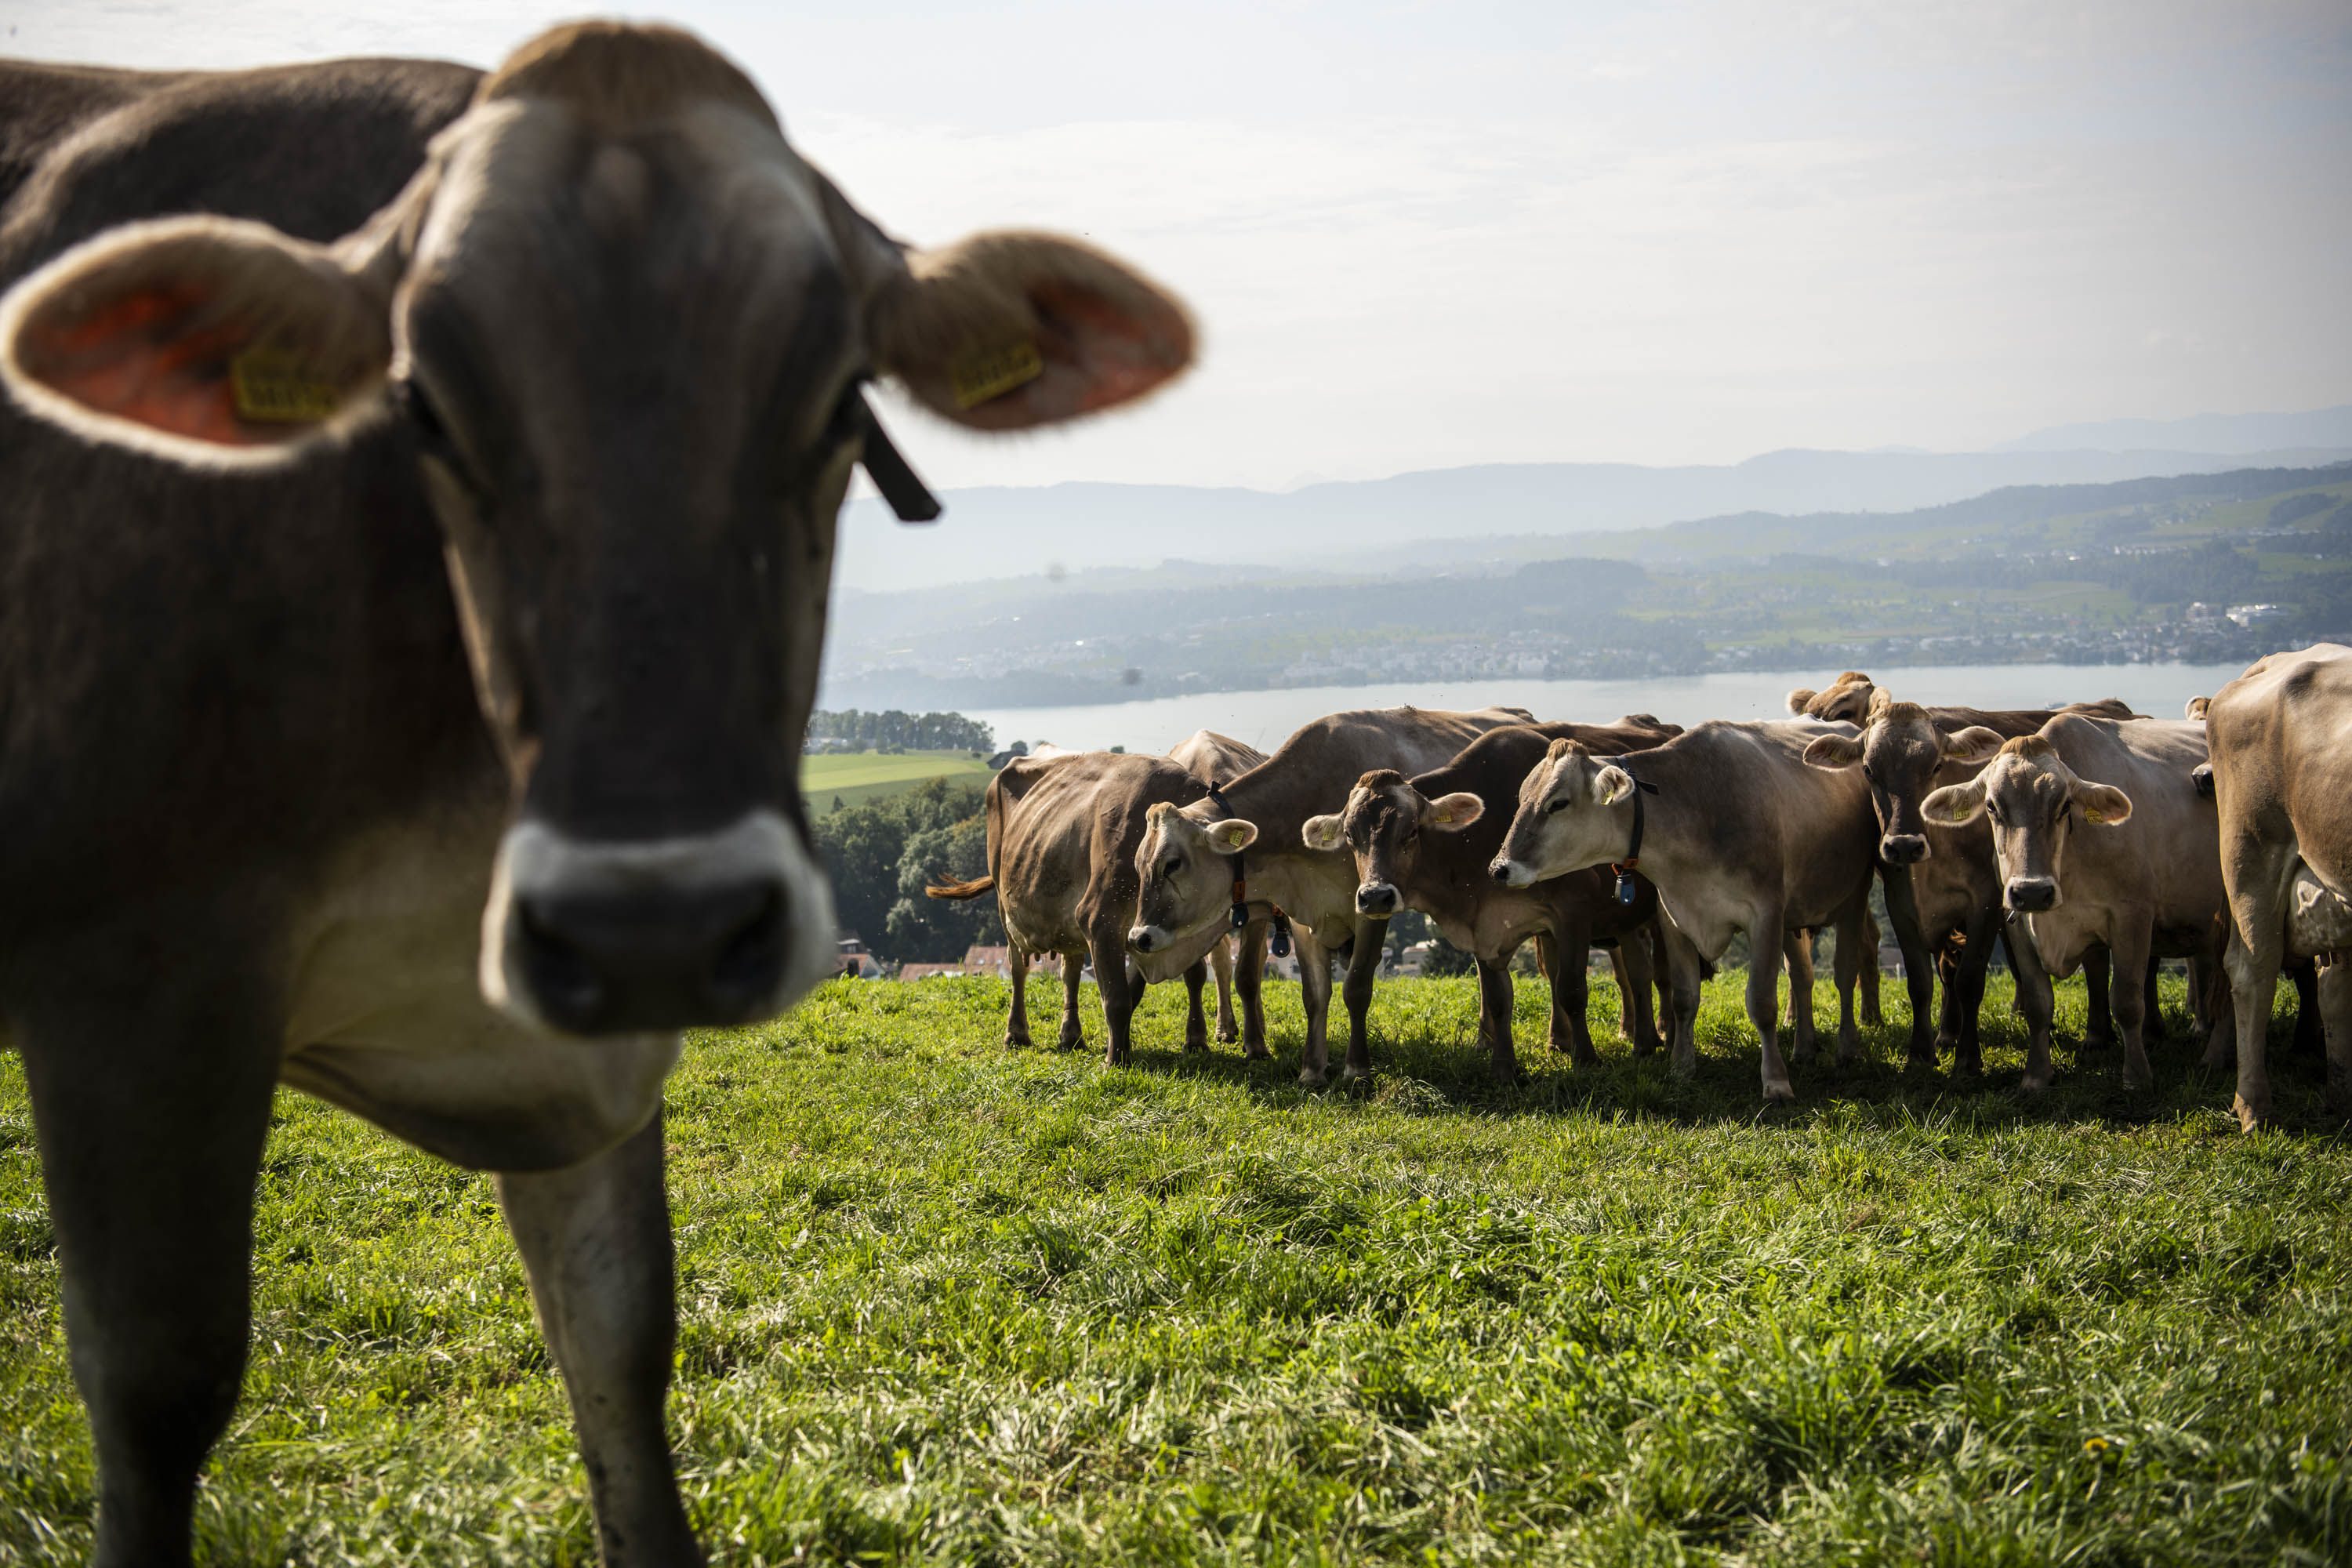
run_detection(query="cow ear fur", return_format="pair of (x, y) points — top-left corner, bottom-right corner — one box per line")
(870, 230), (1194, 431)
(1593, 766), (1634, 806)
(1940, 725), (2005, 764)
(1423, 792), (1485, 830)
(1300, 815), (1346, 851)
(0, 215), (390, 465)
(1207, 818), (1258, 855)
(1784, 687), (1817, 714)
(1922, 780), (1987, 826)
(2074, 782), (2133, 826)
(1803, 733), (1866, 771)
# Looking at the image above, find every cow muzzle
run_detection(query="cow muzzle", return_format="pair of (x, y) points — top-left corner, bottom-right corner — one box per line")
(1128, 924), (1171, 956)
(1490, 858), (1537, 889)
(1356, 882), (1400, 917)
(480, 810), (836, 1035)
(2004, 876), (2060, 913)
(1881, 833), (1929, 866)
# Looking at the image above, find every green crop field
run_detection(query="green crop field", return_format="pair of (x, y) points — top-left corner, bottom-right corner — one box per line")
(800, 750), (993, 817)
(2, 972), (2347, 1566)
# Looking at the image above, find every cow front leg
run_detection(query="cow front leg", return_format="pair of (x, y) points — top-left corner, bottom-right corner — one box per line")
(1088, 931), (1140, 1065)
(1831, 891), (1868, 1065)
(2110, 929), (2156, 1091)
(1182, 955), (1211, 1051)
(1951, 907), (2002, 1075)
(499, 1110), (700, 1567)
(1660, 920), (1706, 1080)
(2290, 960), (2324, 1057)
(1619, 926), (1665, 1054)
(1057, 949), (1088, 1051)
(1210, 934), (1240, 1044)
(1297, 930), (1335, 1085)
(15, 971), (280, 1568)
(1751, 917), (1796, 1101)
(1004, 948), (1033, 1047)
(1475, 956), (1520, 1082)
(2007, 916), (2059, 1091)
(1882, 866), (1939, 1067)
(2320, 958), (2352, 1109)
(1550, 930), (1599, 1067)
(1857, 902), (1886, 1027)
(1781, 929), (1817, 1064)
(2083, 943), (2115, 1051)
(1339, 916), (1386, 1080)
(1237, 918), (1271, 1058)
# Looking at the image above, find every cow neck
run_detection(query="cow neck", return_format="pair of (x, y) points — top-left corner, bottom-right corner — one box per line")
(1204, 782), (1294, 956)
(1604, 742), (1696, 885)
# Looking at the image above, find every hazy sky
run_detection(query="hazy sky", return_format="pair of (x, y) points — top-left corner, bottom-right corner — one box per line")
(6, 1), (2347, 490)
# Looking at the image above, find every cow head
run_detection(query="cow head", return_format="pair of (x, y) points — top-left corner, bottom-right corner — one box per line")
(1128, 801), (1256, 956)
(1300, 769), (1483, 918)
(1800, 694), (2003, 865)
(1919, 735), (2132, 912)
(1785, 671), (1876, 724)
(1490, 740), (1635, 889)
(0, 24), (1192, 1035)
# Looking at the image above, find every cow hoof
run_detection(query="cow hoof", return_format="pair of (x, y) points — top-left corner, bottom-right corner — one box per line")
(1244, 1046), (1272, 1061)
(1004, 1034), (1031, 1051)
(1762, 1080), (1795, 1103)
(2234, 1093), (2270, 1133)
(1185, 1035), (1209, 1053)
(1216, 1027), (1240, 1044)
(1298, 1068), (1328, 1087)
(2019, 1073), (2052, 1094)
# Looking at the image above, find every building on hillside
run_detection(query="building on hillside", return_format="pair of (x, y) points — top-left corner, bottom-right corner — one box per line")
(834, 933), (881, 980)
(897, 963), (965, 982)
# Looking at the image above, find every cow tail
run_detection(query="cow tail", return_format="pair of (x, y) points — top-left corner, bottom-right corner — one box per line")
(927, 875), (996, 901)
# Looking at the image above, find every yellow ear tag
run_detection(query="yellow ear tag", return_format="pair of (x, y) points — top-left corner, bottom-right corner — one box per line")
(1434, 810), (1453, 824)
(949, 339), (1044, 409)
(1951, 804), (1971, 822)
(2084, 808), (2104, 824)
(230, 348), (343, 423)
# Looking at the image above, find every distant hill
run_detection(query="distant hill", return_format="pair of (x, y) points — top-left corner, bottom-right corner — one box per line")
(1996, 406), (2352, 455)
(837, 443), (2352, 593)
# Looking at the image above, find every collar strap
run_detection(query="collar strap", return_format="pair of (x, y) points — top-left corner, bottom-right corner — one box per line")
(1612, 774), (1661, 906)
(857, 392), (942, 523)
(1206, 782), (1292, 954)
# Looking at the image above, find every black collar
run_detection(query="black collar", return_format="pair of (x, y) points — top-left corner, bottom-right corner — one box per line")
(857, 392), (942, 522)
(1205, 782), (1293, 955)
(1612, 772), (1661, 906)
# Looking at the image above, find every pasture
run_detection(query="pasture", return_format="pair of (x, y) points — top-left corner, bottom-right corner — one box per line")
(800, 750), (994, 817)
(2, 971), (2346, 1566)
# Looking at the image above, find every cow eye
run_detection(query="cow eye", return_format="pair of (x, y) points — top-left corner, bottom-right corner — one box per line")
(1546, 797), (1570, 815)
(1162, 857), (1181, 878)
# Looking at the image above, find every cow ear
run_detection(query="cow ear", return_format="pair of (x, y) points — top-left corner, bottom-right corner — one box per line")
(0, 215), (389, 464)
(1803, 733), (1866, 771)
(1592, 766), (1635, 806)
(2185, 696), (2210, 720)
(1423, 792), (1486, 830)
(1784, 687), (1818, 715)
(1922, 780), (1987, 826)
(2074, 782), (2133, 826)
(869, 230), (1193, 431)
(1300, 814), (1346, 851)
(1939, 725), (2005, 764)
(1207, 818), (1258, 855)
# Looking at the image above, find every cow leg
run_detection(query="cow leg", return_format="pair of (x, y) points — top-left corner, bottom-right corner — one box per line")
(1751, 914), (1797, 1101)
(1881, 867), (1939, 1067)
(14, 967), (280, 1568)
(1547, 924), (1599, 1067)
(2198, 950), (2237, 1074)
(1857, 903), (1886, 1027)
(498, 1110), (699, 1567)
(1237, 918), (1271, 1059)
(1182, 956), (1211, 1051)
(2321, 958), (2352, 1109)
(2290, 960), (2324, 1056)
(2008, 916), (2059, 1091)
(1056, 950), (1088, 1051)
(1950, 907), (2002, 1076)
(1210, 934), (1240, 1044)
(2141, 959), (2166, 1047)
(1659, 920), (1706, 1080)
(1297, 930), (1336, 1085)
(1089, 931), (1141, 1065)
(1782, 929), (1817, 1065)
(2082, 944), (2115, 1051)
(1004, 948), (1033, 1047)
(1650, 922), (1679, 1051)
(1831, 890), (1867, 1066)
(1339, 916), (1386, 1080)
(2110, 927), (2157, 1092)
(1606, 944), (1635, 1043)
(1619, 927), (1664, 1054)
(1475, 956), (1520, 1083)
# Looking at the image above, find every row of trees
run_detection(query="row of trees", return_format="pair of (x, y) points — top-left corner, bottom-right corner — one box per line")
(811, 776), (1000, 963)
(808, 709), (995, 753)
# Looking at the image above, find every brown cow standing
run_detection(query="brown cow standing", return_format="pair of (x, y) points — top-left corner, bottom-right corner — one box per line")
(0, 25), (1192, 1565)
(2205, 644), (2352, 1129)
(1301, 718), (1681, 1080)
(928, 732), (1269, 1062)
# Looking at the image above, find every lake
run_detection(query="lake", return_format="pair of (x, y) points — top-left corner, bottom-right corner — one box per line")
(964, 662), (2253, 755)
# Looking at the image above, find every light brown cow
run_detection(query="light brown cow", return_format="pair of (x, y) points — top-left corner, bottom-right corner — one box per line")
(1300, 719), (1682, 1080)
(1922, 717), (2229, 1093)
(1492, 720), (1880, 1100)
(927, 731), (1269, 1063)
(2205, 644), (2352, 1129)
(1130, 706), (1534, 1083)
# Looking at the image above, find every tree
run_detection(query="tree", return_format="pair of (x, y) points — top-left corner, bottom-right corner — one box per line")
(885, 815), (1000, 960)
(811, 777), (989, 956)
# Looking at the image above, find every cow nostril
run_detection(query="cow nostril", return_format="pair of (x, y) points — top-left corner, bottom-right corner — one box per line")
(1489, 862), (1511, 885)
(710, 883), (786, 1002)
(515, 895), (605, 1022)
(1882, 835), (1928, 866)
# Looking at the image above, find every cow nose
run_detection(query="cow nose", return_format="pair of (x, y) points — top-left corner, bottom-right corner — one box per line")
(1129, 924), (1165, 955)
(1490, 858), (1531, 888)
(1882, 834), (1929, 866)
(514, 874), (786, 1033)
(1356, 882), (1399, 916)
(2005, 877), (2059, 913)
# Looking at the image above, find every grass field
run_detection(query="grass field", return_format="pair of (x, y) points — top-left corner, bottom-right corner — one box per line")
(2, 971), (2347, 1566)
(799, 750), (993, 817)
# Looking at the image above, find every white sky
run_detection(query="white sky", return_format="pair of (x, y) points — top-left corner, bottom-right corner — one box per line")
(7, 1), (2347, 491)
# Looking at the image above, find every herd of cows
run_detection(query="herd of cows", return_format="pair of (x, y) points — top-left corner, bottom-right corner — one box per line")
(0, 21), (2342, 1566)
(930, 656), (2351, 1130)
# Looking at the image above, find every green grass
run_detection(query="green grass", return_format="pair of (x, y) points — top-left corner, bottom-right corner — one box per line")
(799, 750), (993, 817)
(3, 971), (2348, 1566)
